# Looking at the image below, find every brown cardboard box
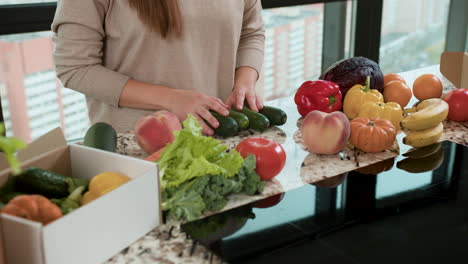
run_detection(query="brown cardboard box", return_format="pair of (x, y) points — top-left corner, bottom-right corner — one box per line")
(440, 52), (468, 88)
(0, 128), (161, 264)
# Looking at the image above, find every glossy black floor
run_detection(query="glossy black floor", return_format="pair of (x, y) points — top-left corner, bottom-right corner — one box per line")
(182, 141), (468, 264)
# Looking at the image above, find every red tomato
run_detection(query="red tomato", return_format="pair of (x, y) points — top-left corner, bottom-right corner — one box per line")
(253, 193), (285, 208)
(443, 89), (468, 121)
(236, 138), (286, 181)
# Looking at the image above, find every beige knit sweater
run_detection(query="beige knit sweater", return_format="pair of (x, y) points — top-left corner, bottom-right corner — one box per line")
(52, 0), (265, 132)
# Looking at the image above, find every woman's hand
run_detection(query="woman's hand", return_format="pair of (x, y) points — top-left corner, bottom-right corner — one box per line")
(226, 66), (263, 112)
(167, 90), (229, 135)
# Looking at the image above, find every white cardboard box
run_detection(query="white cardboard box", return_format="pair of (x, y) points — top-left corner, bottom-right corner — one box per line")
(0, 128), (161, 264)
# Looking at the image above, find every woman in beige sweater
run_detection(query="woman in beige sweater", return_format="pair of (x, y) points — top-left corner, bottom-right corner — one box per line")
(52, 0), (265, 135)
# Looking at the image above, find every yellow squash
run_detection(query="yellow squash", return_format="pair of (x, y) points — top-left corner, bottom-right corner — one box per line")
(358, 101), (403, 131)
(343, 76), (384, 119)
(81, 172), (130, 205)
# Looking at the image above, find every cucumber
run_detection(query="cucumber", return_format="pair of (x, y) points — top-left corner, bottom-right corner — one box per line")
(15, 168), (69, 198)
(84, 122), (117, 152)
(259, 106), (287, 126)
(239, 107), (270, 132)
(229, 110), (249, 130)
(210, 111), (239, 137)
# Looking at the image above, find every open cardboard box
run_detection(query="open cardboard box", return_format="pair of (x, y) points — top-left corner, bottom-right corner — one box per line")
(0, 128), (161, 264)
(440, 52), (468, 88)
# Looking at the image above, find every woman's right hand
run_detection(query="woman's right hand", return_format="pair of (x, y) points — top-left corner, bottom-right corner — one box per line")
(167, 90), (230, 135)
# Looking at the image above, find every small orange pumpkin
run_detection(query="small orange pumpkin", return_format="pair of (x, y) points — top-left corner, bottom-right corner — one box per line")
(1, 195), (63, 225)
(350, 117), (396, 153)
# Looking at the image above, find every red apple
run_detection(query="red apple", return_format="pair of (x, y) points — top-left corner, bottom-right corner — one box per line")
(301, 110), (350, 154)
(135, 110), (182, 154)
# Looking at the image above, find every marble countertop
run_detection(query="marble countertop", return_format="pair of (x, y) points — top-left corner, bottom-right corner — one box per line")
(104, 65), (468, 264)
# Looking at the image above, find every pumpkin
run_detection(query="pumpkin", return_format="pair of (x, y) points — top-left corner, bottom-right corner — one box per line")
(350, 117), (396, 153)
(1, 195), (62, 225)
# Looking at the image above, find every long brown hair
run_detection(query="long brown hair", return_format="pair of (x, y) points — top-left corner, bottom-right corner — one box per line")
(128, 0), (182, 38)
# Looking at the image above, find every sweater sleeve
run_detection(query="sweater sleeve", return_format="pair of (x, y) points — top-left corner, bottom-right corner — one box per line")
(236, 0), (266, 75)
(51, 0), (130, 107)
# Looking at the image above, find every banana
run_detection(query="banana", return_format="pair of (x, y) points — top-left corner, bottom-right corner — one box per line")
(400, 99), (448, 130)
(402, 122), (444, 148)
(397, 146), (444, 173)
(403, 142), (442, 159)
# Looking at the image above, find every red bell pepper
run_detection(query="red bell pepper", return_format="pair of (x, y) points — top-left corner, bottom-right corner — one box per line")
(294, 80), (343, 117)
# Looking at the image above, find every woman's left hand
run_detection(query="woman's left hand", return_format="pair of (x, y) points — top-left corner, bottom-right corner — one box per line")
(225, 66), (263, 112)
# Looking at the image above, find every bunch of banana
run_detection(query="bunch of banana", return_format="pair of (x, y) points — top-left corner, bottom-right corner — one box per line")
(397, 142), (444, 173)
(401, 98), (448, 148)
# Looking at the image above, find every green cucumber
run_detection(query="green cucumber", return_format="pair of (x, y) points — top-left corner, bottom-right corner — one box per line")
(259, 106), (287, 126)
(15, 168), (69, 198)
(83, 122), (117, 152)
(229, 110), (249, 130)
(239, 107), (270, 132)
(210, 111), (239, 138)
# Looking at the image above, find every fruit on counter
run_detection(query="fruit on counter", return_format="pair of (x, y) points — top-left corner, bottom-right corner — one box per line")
(294, 80), (343, 116)
(355, 157), (395, 175)
(134, 110), (182, 154)
(301, 111), (350, 154)
(358, 101), (403, 131)
(239, 107), (270, 132)
(253, 192), (285, 208)
(412, 74), (443, 101)
(442, 89), (468, 121)
(350, 117), (396, 153)
(229, 110), (250, 130)
(83, 122), (117, 153)
(15, 168), (88, 199)
(403, 142), (442, 159)
(343, 76), (384, 119)
(383, 73), (406, 86)
(397, 145), (444, 173)
(259, 106), (288, 126)
(210, 111), (239, 138)
(1, 195), (62, 225)
(400, 98), (448, 130)
(319, 56), (384, 96)
(383, 80), (412, 108)
(236, 137), (286, 181)
(402, 122), (444, 148)
(0, 123), (27, 175)
(81, 172), (130, 205)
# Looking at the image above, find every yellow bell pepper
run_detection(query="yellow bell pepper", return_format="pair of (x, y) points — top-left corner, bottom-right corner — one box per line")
(81, 172), (130, 205)
(358, 101), (403, 131)
(343, 76), (384, 119)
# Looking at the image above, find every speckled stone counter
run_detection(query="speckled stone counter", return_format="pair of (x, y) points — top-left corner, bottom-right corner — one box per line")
(104, 65), (468, 263)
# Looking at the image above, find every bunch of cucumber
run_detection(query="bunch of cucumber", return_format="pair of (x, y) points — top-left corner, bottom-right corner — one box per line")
(211, 106), (287, 138)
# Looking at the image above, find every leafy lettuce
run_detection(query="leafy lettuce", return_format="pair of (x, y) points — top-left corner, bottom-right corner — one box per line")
(158, 115), (244, 189)
(162, 155), (265, 221)
(158, 115), (264, 221)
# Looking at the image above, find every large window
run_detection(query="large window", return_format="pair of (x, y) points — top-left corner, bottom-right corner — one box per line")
(379, 0), (451, 73)
(0, 32), (89, 141)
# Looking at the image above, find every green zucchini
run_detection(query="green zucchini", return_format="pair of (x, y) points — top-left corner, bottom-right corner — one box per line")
(83, 122), (117, 152)
(229, 110), (249, 130)
(259, 106), (287, 126)
(210, 111), (239, 137)
(15, 168), (69, 198)
(239, 107), (270, 132)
